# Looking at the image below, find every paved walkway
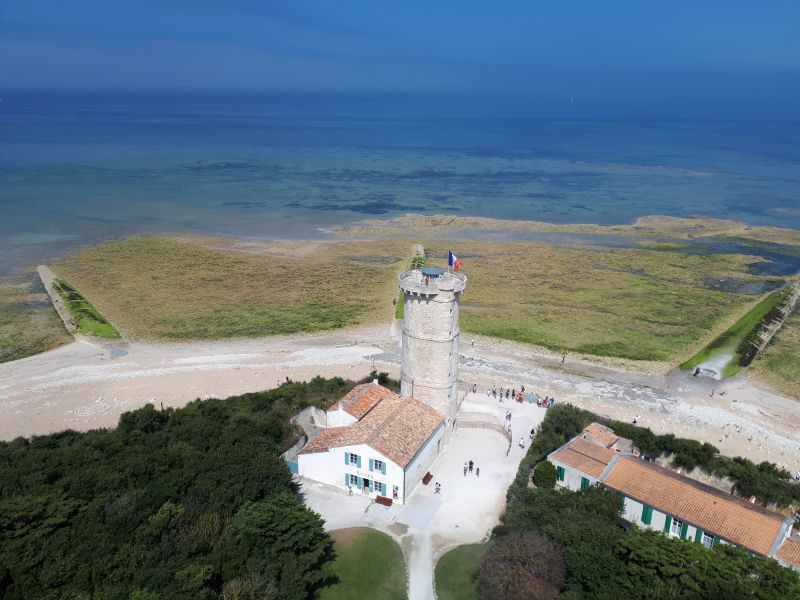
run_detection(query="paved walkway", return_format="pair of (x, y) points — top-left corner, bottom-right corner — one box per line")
(299, 391), (548, 600)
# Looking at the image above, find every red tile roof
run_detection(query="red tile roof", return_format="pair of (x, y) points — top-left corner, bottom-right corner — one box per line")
(550, 437), (616, 478)
(777, 537), (800, 569)
(582, 422), (620, 448)
(329, 383), (397, 420)
(603, 456), (786, 556)
(302, 386), (444, 468)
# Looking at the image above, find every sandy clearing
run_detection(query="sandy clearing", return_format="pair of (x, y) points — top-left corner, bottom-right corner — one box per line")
(0, 325), (798, 476)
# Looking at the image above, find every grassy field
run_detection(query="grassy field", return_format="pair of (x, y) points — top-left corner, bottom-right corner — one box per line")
(751, 306), (800, 399)
(680, 286), (794, 377)
(54, 237), (407, 340)
(320, 528), (406, 600)
(434, 543), (487, 600)
(421, 241), (765, 363)
(0, 277), (72, 363)
(52, 278), (121, 339)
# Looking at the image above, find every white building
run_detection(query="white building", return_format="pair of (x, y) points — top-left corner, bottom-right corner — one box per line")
(298, 382), (445, 504)
(548, 425), (799, 567)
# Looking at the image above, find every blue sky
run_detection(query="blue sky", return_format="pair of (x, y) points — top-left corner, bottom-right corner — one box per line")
(1, 1), (799, 116)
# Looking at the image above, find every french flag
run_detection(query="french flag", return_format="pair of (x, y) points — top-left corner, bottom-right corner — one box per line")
(448, 250), (462, 271)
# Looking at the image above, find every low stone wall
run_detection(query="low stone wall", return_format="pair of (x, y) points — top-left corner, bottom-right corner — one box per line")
(454, 411), (511, 443)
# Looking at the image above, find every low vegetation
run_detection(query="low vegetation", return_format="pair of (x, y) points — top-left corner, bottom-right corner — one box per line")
(0, 376), (360, 599)
(52, 277), (121, 339)
(423, 240), (768, 363)
(54, 237), (405, 340)
(486, 405), (800, 599)
(434, 543), (487, 600)
(751, 305), (800, 399)
(320, 528), (406, 600)
(0, 277), (71, 363)
(680, 285), (796, 377)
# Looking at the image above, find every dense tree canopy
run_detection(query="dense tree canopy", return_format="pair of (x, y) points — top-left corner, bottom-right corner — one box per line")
(0, 376), (355, 599)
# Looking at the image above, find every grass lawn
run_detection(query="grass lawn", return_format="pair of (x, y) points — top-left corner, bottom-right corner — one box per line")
(54, 237), (407, 340)
(0, 277), (72, 362)
(434, 542), (488, 600)
(52, 278), (121, 339)
(421, 240), (766, 363)
(321, 527), (406, 600)
(680, 286), (794, 377)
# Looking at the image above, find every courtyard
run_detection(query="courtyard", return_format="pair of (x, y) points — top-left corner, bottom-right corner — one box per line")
(298, 389), (549, 599)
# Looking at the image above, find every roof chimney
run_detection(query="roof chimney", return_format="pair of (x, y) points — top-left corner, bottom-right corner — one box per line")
(373, 378), (379, 385)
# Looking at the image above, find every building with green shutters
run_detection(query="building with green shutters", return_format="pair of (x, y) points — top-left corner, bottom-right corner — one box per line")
(547, 426), (798, 566)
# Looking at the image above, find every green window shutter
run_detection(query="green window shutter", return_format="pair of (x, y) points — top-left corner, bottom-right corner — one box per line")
(663, 515), (672, 534)
(680, 522), (689, 540)
(369, 458), (374, 472)
(344, 452), (349, 465)
(382, 461), (386, 475)
(713, 535), (720, 547)
(356, 455), (361, 468)
(642, 505), (652, 525)
(695, 528), (703, 542)
(557, 466), (565, 481)
(580, 477), (590, 490)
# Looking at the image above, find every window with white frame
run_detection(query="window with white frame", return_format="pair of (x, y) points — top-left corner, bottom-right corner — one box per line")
(349, 474), (358, 486)
(374, 459), (384, 472)
(670, 519), (683, 536)
(374, 481), (384, 495)
(701, 532), (713, 548)
(348, 453), (358, 465)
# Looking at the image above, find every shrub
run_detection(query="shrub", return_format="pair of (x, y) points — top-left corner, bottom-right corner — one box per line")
(533, 461), (557, 489)
(477, 531), (565, 600)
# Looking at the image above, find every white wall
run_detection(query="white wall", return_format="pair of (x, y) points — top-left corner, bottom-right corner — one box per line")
(622, 497), (704, 543)
(326, 409), (357, 428)
(403, 422), (445, 501)
(551, 460), (598, 491)
(298, 443), (408, 503)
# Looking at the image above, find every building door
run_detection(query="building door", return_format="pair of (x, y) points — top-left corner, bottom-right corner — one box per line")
(362, 478), (370, 494)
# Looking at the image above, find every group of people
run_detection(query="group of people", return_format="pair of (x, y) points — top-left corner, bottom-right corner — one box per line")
(487, 384), (556, 408)
(463, 459), (480, 477)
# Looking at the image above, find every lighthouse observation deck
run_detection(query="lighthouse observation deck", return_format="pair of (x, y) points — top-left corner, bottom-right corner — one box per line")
(397, 268), (467, 296)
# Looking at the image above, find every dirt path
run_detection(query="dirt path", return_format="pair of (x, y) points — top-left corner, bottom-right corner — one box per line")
(1, 324), (799, 474)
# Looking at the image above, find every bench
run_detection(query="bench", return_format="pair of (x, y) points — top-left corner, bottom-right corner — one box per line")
(376, 495), (393, 507)
(422, 472), (433, 485)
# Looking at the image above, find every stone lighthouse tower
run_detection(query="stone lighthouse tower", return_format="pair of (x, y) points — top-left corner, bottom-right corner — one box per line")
(398, 265), (467, 440)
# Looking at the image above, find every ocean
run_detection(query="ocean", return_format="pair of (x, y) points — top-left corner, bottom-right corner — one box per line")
(1, 91), (799, 279)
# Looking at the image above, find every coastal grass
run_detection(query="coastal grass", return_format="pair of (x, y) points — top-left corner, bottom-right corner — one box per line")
(434, 543), (488, 600)
(320, 528), (406, 600)
(751, 307), (800, 399)
(680, 286), (793, 377)
(0, 277), (72, 362)
(423, 241), (766, 363)
(54, 236), (406, 340)
(52, 278), (121, 339)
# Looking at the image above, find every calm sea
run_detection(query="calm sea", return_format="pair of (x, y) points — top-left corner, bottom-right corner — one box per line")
(1, 91), (799, 279)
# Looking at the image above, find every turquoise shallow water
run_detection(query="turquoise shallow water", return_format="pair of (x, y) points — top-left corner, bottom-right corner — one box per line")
(1, 91), (799, 278)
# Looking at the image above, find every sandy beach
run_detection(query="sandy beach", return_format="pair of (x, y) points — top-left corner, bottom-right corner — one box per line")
(2, 320), (799, 476)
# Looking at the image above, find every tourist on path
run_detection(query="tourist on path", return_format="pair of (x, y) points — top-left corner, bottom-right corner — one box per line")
(468, 460), (474, 473)
(464, 462), (467, 476)
(476, 467), (480, 477)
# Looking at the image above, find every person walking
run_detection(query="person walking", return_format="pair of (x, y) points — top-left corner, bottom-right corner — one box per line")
(468, 460), (474, 474)
(476, 467), (480, 477)
(464, 462), (468, 476)
(519, 437), (525, 449)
